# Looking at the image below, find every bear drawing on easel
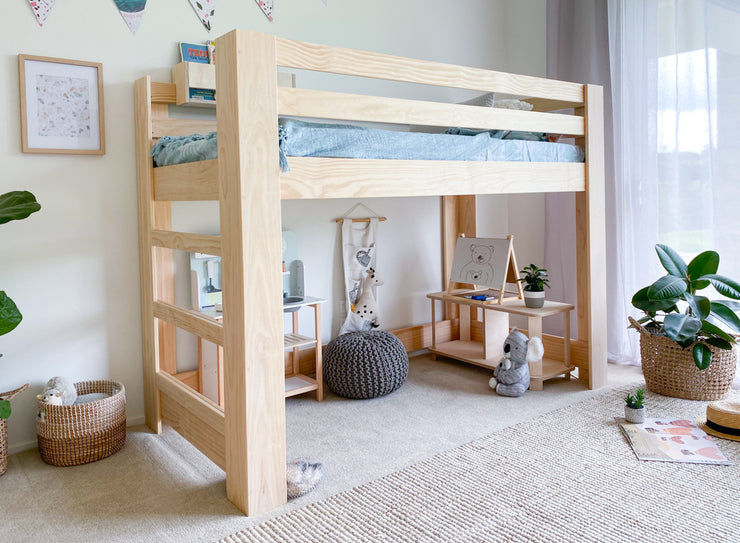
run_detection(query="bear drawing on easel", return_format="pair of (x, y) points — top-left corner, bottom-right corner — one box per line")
(460, 244), (495, 284)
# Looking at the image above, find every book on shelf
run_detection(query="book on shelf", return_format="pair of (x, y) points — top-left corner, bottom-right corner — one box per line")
(189, 88), (215, 102)
(180, 42), (210, 64)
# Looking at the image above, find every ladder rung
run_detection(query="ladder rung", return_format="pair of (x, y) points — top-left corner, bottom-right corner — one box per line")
(151, 230), (221, 256)
(153, 301), (224, 346)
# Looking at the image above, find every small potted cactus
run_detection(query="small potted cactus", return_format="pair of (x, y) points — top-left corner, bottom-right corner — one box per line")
(624, 388), (646, 424)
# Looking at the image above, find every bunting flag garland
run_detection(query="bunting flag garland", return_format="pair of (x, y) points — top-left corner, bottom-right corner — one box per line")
(188, 0), (215, 32)
(113, 0), (148, 35)
(254, 0), (273, 22)
(27, 0), (57, 27)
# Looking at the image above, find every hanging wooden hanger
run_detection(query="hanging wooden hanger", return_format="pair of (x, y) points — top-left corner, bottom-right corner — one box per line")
(335, 202), (387, 223)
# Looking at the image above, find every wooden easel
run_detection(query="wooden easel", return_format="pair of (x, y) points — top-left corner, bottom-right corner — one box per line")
(447, 234), (525, 304)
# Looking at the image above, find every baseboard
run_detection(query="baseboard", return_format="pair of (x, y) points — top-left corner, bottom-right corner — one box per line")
(8, 414), (147, 456)
(8, 439), (37, 456)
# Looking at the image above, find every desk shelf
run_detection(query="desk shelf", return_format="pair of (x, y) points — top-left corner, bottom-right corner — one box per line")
(283, 297), (325, 401)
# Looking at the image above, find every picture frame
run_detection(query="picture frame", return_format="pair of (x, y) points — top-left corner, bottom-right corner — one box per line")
(18, 55), (105, 155)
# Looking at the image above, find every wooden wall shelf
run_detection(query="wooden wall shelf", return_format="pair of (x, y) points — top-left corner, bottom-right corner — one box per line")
(172, 62), (296, 108)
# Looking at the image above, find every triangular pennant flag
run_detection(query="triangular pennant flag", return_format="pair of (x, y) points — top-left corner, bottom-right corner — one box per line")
(27, 0), (57, 27)
(113, 0), (148, 35)
(188, 0), (215, 32)
(254, 0), (273, 22)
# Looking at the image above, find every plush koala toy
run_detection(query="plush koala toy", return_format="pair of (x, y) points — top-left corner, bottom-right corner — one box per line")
(37, 376), (77, 406)
(489, 328), (544, 397)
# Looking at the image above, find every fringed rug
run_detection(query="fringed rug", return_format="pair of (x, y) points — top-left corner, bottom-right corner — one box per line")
(219, 384), (740, 542)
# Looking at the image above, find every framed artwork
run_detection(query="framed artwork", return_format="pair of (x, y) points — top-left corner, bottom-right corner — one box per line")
(18, 55), (105, 155)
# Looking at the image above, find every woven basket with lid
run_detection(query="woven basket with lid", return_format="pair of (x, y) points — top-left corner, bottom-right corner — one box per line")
(630, 317), (736, 401)
(37, 380), (126, 467)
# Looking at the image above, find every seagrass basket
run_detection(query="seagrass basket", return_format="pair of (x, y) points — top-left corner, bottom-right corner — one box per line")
(629, 317), (736, 401)
(1, 384), (29, 476)
(37, 380), (126, 467)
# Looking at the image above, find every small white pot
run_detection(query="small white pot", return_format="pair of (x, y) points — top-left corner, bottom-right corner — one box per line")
(523, 290), (545, 308)
(624, 405), (646, 424)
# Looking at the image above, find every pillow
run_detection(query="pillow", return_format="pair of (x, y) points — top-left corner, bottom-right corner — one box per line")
(492, 98), (534, 111)
(457, 92), (496, 108)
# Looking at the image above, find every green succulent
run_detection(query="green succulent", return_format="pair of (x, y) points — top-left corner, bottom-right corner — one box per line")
(631, 244), (740, 370)
(624, 388), (645, 409)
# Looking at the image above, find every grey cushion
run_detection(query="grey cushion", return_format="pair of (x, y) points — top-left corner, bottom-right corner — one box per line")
(324, 331), (409, 399)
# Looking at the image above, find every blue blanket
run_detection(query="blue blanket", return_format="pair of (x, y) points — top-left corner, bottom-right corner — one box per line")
(150, 119), (584, 171)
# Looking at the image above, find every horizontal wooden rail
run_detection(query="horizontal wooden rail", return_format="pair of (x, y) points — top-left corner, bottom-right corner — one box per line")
(152, 119), (217, 139)
(278, 88), (584, 136)
(151, 230), (222, 256)
(153, 159), (219, 201)
(153, 301), (224, 345)
(275, 37), (584, 103)
(157, 371), (225, 469)
(153, 158), (586, 202)
(280, 158), (586, 199)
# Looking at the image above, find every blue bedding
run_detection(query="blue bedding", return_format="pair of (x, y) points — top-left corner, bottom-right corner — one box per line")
(150, 118), (584, 171)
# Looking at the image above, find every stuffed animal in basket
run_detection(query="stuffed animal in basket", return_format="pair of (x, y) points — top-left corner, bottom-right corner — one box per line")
(37, 376), (77, 406)
(489, 328), (544, 397)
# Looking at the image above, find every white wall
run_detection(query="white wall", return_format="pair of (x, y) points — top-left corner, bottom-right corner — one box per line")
(1, 0), (546, 452)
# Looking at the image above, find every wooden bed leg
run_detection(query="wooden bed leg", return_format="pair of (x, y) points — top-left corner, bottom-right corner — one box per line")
(576, 84), (607, 390)
(217, 29), (287, 516)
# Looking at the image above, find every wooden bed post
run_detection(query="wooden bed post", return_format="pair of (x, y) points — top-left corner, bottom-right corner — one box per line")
(135, 76), (177, 433)
(216, 30), (287, 515)
(441, 195), (477, 323)
(576, 84), (607, 389)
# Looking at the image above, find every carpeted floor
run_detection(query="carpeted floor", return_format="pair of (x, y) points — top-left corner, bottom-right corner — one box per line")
(221, 385), (740, 543)
(2, 356), (652, 542)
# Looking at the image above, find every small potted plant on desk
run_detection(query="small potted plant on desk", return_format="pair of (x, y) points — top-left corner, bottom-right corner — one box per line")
(518, 264), (550, 308)
(629, 244), (740, 400)
(624, 388), (646, 423)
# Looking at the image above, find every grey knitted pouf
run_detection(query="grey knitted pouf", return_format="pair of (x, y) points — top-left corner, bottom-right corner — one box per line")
(324, 331), (409, 399)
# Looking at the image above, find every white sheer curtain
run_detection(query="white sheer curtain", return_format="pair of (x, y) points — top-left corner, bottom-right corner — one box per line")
(608, 0), (740, 365)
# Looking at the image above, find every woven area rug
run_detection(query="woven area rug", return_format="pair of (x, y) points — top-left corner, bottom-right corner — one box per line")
(219, 384), (740, 543)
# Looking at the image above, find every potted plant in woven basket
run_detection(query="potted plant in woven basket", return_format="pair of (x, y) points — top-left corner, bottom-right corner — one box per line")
(518, 264), (550, 308)
(0, 191), (41, 475)
(629, 244), (740, 401)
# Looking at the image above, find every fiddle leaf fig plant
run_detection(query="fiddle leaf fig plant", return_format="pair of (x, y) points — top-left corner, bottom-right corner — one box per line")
(632, 244), (740, 370)
(0, 190), (41, 419)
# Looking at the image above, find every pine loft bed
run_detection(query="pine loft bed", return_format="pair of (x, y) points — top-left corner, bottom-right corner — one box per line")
(134, 29), (606, 516)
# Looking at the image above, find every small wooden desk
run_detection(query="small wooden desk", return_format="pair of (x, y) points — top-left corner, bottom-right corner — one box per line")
(197, 296), (326, 402)
(427, 290), (575, 390)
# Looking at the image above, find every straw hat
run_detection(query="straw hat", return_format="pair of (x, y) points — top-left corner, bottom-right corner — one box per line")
(696, 398), (740, 442)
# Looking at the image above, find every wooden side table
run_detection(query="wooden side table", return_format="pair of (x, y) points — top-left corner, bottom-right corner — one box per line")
(427, 290), (575, 390)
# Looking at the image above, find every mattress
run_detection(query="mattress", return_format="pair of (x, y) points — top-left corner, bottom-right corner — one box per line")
(150, 118), (585, 171)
